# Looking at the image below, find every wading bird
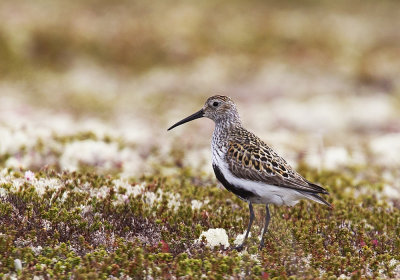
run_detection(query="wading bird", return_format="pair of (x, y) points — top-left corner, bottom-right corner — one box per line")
(168, 95), (331, 250)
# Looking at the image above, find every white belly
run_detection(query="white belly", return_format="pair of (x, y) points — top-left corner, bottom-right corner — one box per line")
(212, 150), (306, 206)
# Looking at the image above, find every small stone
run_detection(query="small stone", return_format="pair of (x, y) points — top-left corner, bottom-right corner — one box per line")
(14, 259), (22, 272)
(198, 228), (229, 249)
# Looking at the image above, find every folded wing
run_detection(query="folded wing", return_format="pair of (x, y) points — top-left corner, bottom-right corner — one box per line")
(225, 133), (329, 195)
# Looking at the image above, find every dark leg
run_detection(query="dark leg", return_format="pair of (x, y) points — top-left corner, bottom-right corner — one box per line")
(234, 202), (254, 251)
(259, 204), (271, 249)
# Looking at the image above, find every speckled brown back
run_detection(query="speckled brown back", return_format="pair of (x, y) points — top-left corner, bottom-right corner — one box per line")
(224, 126), (328, 194)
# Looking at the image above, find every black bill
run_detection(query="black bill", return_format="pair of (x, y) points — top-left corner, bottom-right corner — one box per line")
(167, 109), (204, 131)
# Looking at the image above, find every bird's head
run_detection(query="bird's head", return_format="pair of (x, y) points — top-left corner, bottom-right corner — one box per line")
(168, 95), (241, 131)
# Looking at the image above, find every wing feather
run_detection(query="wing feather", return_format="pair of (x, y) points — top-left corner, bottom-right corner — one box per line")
(225, 129), (328, 194)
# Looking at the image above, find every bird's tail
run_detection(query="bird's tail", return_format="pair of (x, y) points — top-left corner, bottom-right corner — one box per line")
(301, 192), (332, 208)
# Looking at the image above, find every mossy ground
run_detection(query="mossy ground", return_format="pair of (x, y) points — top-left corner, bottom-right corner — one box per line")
(1, 160), (399, 279)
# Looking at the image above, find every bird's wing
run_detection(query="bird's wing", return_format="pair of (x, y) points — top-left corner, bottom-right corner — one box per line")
(225, 137), (328, 194)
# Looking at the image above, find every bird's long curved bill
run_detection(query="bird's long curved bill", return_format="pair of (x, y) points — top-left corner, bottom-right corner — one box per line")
(167, 109), (204, 131)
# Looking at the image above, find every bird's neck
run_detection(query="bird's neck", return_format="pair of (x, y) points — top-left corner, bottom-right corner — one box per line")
(212, 119), (241, 147)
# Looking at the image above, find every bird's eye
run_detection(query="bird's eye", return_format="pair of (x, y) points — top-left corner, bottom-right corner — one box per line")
(213, 101), (219, 107)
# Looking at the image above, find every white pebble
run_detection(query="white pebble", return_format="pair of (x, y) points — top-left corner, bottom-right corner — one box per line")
(14, 259), (22, 272)
(198, 228), (229, 249)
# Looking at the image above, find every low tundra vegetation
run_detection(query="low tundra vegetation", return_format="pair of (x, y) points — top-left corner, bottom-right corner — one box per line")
(0, 160), (399, 279)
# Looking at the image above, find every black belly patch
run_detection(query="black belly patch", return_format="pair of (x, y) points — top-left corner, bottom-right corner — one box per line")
(212, 164), (258, 201)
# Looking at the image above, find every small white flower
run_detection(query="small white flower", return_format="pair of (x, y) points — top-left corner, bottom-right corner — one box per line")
(389, 258), (399, 266)
(97, 192), (105, 199)
(24, 170), (35, 181)
(167, 193), (181, 211)
(191, 199), (203, 210)
(144, 192), (157, 205)
(33, 178), (63, 196)
(42, 220), (52, 231)
(31, 246), (43, 255)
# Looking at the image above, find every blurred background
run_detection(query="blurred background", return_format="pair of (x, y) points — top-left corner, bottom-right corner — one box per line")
(1, 0), (400, 179)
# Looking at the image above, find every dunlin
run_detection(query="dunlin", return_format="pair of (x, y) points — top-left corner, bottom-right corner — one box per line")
(168, 95), (331, 250)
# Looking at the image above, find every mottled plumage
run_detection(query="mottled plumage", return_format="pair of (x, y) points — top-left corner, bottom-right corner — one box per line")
(168, 95), (331, 250)
(226, 128), (329, 197)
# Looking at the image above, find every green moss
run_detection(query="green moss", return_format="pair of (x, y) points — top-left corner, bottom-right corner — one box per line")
(1, 155), (400, 278)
